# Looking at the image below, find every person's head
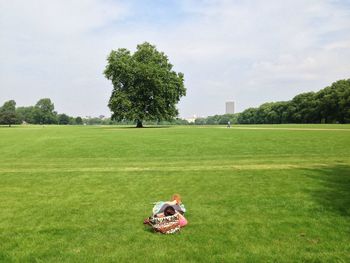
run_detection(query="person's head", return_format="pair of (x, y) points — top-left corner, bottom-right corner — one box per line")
(164, 206), (176, 216)
(172, 194), (182, 204)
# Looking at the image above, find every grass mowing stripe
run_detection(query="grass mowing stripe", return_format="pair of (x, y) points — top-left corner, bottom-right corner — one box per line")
(0, 125), (349, 262)
(0, 162), (344, 173)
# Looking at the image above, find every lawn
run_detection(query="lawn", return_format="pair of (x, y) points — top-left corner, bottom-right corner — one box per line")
(0, 125), (349, 262)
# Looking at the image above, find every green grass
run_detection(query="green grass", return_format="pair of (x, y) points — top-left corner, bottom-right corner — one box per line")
(0, 125), (350, 262)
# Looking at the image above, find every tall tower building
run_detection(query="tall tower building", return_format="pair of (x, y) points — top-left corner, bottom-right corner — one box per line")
(225, 101), (235, 114)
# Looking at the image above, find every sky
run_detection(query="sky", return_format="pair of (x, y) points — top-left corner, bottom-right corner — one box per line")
(1, 0), (350, 118)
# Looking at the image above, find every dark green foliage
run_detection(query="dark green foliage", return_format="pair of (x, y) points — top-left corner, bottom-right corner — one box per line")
(75, 117), (83, 125)
(1, 98), (84, 125)
(317, 79), (350, 123)
(104, 42), (186, 127)
(0, 100), (17, 126)
(68, 117), (76, 125)
(195, 79), (350, 125)
(173, 118), (189, 125)
(289, 92), (319, 123)
(83, 117), (106, 125)
(196, 114), (239, 125)
(33, 98), (58, 124)
(237, 108), (258, 124)
(58, 114), (70, 125)
(16, 106), (35, 124)
(194, 117), (206, 125)
(237, 79), (350, 124)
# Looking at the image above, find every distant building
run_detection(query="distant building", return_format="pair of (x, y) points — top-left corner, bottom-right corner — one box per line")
(225, 101), (235, 114)
(185, 114), (197, 123)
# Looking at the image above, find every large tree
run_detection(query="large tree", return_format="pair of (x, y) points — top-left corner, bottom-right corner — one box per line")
(33, 98), (57, 124)
(0, 100), (17, 127)
(104, 42), (186, 127)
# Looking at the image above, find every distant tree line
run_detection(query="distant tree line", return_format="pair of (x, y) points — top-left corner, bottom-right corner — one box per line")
(0, 98), (191, 126)
(0, 98), (83, 126)
(194, 114), (239, 125)
(2, 79), (348, 126)
(196, 79), (350, 125)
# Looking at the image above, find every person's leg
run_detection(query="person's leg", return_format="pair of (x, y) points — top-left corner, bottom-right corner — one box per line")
(178, 213), (188, 227)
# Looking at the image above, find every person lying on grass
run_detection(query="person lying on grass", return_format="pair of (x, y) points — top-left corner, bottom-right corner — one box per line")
(145, 206), (181, 234)
(153, 206), (188, 227)
(152, 194), (187, 217)
(144, 194), (188, 232)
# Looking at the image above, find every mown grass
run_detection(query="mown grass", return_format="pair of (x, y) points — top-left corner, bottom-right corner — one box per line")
(0, 125), (349, 262)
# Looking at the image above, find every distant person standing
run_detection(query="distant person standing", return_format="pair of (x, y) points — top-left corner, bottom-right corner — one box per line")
(227, 121), (231, 128)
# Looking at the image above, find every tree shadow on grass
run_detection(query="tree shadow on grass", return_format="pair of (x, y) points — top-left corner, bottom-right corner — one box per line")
(306, 165), (350, 217)
(101, 126), (172, 130)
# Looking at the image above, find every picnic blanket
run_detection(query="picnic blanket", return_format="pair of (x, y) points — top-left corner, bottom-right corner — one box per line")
(149, 214), (180, 234)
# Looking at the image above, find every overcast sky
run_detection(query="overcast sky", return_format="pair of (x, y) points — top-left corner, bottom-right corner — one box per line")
(1, 0), (350, 118)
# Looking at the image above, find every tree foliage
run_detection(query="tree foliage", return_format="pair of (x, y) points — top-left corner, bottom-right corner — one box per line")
(16, 106), (35, 124)
(0, 100), (17, 126)
(196, 79), (350, 125)
(58, 114), (70, 125)
(236, 79), (350, 124)
(0, 98), (84, 126)
(75, 117), (83, 125)
(104, 42), (186, 127)
(33, 98), (57, 124)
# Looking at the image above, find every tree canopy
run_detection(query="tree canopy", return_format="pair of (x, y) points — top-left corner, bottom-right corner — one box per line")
(16, 106), (35, 124)
(75, 117), (83, 125)
(58, 114), (70, 125)
(0, 98), (83, 126)
(104, 42), (186, 127)
(195, 79), (350, 125)
(33, 98), (57, 124)
(236, 79), (350, 124)
(0, 100), (17, 126)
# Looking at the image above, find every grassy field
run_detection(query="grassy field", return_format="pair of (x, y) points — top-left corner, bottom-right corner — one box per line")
(0, 125), (350, 262)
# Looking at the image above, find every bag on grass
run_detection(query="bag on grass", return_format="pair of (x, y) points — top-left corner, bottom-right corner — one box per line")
(149, 214), (180, 234)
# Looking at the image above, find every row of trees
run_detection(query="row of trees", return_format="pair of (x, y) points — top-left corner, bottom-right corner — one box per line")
(0, 98), (83, 126)
(238, 79), (350, 124)
(194, 114), (238, 125)
(103, 42), (348, 126)
(2, 79), (349, 126)
(196, 79), (350, 125)
(0, 98), (190, 126)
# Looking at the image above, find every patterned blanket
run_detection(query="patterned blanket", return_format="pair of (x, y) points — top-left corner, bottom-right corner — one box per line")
(149, 214), (180, 234)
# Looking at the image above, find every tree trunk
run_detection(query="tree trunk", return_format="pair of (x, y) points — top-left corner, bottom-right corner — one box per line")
(136, 120), (143, 128)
